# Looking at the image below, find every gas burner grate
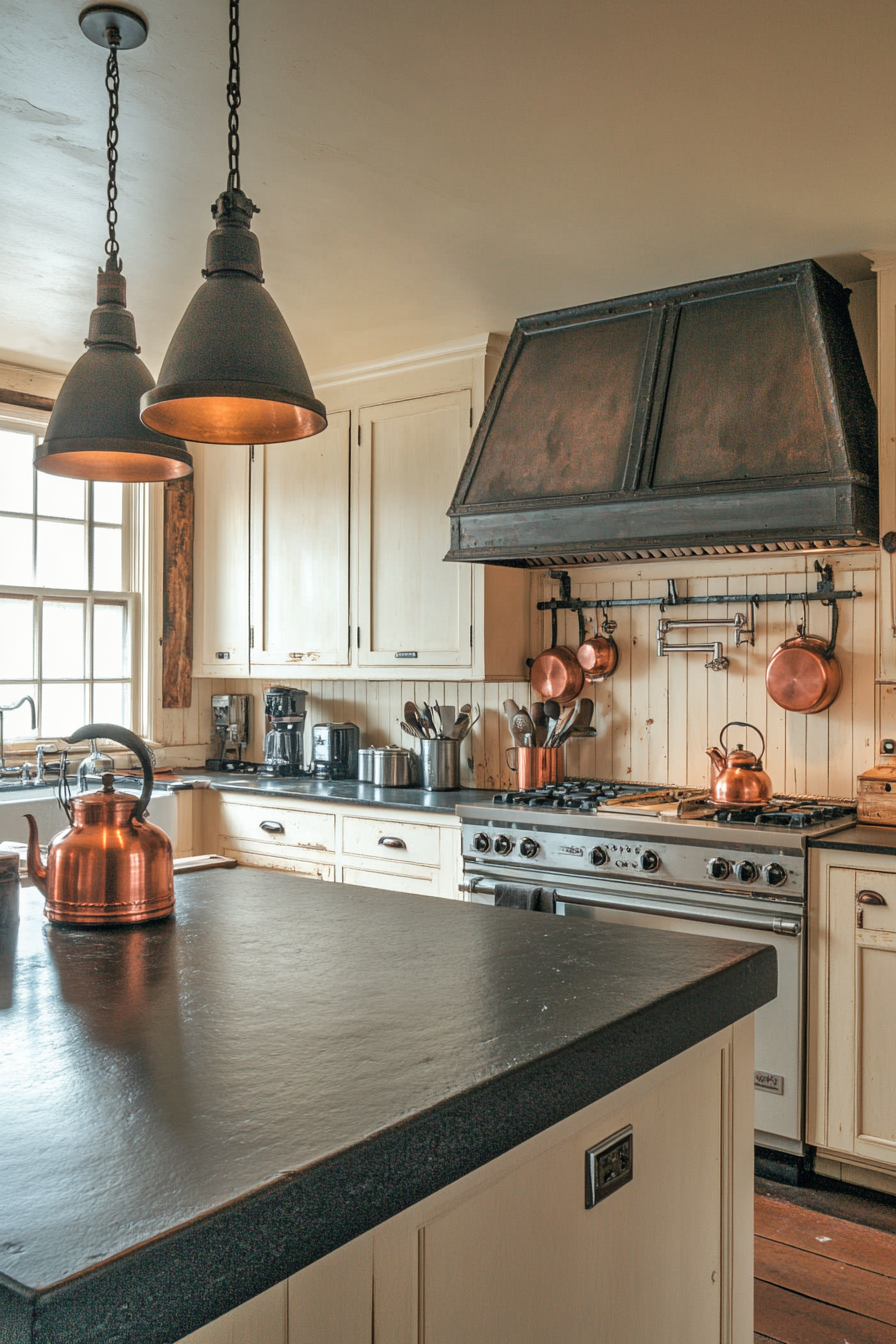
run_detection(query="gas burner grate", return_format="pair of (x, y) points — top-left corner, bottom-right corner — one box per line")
(710, 798), (857, 829)
(491, 779), (664, 810)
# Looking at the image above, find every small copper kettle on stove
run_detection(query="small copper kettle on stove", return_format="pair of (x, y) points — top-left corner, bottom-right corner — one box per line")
(706, 721), (773, 807)
(25, 723), (174, 926)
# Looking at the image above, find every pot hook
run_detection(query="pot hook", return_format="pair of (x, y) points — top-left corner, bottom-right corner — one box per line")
(823, 598), (839, 658)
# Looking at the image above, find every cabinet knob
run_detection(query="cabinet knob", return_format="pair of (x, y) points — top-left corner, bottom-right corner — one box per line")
(259, 820), (284, 834)
(856, 889), (885, 928)
(378, 836), (407, 849)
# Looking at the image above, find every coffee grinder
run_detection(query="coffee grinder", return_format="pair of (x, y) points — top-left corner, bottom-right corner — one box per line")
(262, 686), (307, 776)
(207, 694), (256, 772)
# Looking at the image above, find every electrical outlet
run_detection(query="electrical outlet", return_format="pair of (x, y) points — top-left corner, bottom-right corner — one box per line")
(585, 1125), (633, 1208)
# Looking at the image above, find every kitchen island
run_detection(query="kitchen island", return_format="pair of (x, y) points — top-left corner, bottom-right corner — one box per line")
(0, 869), (775, 1344)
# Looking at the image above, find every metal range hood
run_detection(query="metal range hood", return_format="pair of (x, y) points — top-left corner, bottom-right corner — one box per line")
(446, 260), (878, 567)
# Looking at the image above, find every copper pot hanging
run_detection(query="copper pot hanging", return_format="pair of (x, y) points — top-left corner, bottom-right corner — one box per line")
(529, 605), (585, 706)
(576, 610), (619, 683)
(766, 599), (842, 715)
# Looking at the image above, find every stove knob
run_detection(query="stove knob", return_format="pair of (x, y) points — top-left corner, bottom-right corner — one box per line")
(707, 857), (730, 880)
(519, 837), (540, 858)
(734, 861), (758, 883)
(494, 834), (514, 857)
(639, 850), (660, 872)
(472, 832), (491, 853)
(762, 862), (787, 887)
(590, 846), (609, 867)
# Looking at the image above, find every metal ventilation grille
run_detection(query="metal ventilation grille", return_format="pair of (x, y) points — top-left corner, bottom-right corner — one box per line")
(517, 538), (877, 568)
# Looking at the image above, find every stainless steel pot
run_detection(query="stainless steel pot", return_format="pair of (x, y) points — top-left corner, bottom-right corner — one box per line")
(359, 746), (414, 787)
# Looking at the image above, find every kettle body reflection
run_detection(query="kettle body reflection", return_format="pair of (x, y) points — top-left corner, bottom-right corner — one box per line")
(26, 723), (174, 926)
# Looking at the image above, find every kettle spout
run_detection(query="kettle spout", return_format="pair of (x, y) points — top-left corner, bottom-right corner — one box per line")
(24, 814), (47, 896)
(706, 746), (725, 779)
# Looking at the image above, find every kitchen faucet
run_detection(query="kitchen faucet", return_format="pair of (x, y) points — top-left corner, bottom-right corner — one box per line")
(0, 696), (36, 776)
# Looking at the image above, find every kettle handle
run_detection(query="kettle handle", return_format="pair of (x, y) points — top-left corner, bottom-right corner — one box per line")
(64, 723), (154, 821)
(719, 720), (766, 766)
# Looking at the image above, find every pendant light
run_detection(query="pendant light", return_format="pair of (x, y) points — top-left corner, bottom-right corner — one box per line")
(140, 0), (326, 445)
(37, 6), (192, 483)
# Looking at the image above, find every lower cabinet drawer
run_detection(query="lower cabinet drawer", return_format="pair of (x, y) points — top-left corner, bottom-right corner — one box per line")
(342, 862), (437, 898)
(342, 815), (441, 868)
(218, 800), (335, 854)
(223, 844), (335, 881)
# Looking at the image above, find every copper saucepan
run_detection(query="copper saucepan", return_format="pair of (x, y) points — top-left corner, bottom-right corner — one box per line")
(576, 611), (618, 683)
(530, 605), (585, 706)
(766, 599), (842, 715)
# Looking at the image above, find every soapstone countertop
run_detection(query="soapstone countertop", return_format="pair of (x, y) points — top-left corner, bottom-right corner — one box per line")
(0, 868), (776, 1344)
(178, 770), (494, 815)
(809, 823), (896, 856)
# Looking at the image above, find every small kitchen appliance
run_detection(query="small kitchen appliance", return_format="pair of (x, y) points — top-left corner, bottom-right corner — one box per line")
(25, 723), (173, 926)
(706, 722), (774, 807)
(207, 694), (257, 772)
(311, 723), (359, 780)
(458, 777), (857, 1168)
(262, 686), (307, 777)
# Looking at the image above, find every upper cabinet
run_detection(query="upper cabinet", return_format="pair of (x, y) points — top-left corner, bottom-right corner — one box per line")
(193, 442), (251, 676)
(191, 336), (531, 681)
(250, 411), (351, 672)
(357, 390), (473, 669)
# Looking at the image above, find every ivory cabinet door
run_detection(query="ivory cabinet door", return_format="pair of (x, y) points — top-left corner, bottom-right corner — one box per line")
(416, 1035), (727, 1344)
(193, 442), (251, 676)
(250, 412), (351, 671)
(356, 391), (473, 669)
(823, 862), (896, 1168)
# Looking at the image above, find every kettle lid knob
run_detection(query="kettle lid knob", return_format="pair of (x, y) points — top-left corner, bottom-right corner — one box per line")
(102, 773), (116, 792)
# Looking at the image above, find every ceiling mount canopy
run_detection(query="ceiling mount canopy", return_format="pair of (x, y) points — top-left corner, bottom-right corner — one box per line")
(140, 0), (326, 445)
(36, 4), (192, 483)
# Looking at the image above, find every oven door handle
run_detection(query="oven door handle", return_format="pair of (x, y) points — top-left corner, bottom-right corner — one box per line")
(463, 878), (801, 936)
(557, 892), (802, 936)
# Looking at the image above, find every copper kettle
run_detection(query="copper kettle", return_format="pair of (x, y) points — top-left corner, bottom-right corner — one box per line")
(706, 721), (773, 807)
(25, 723), (174, 926)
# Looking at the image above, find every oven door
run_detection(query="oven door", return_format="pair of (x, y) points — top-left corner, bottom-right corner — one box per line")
(467, 871), (804, 1153)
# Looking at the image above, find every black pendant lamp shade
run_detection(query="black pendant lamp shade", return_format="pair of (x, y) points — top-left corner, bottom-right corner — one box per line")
(37, 265), (193, 481)
(140, 0), (326, 445)
(140, 188), (327, 444)
(36, 4), (192, 483)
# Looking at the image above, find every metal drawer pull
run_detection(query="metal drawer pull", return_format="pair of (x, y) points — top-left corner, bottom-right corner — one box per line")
(378, 836), (407, 849)
(856, 889), (886, 928)
(259, 820), (285, 833)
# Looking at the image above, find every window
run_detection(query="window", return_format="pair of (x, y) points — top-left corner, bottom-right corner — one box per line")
(0, 426), (133, 740)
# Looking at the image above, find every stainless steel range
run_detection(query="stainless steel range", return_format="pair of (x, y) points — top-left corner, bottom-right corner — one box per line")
(458, 780), (857, 1158)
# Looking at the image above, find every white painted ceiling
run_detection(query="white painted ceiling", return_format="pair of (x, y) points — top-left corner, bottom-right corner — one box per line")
(2, 0), (895, 379)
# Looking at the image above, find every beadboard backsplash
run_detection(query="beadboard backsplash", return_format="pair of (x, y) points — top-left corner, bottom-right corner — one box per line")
(162, 550), (879, 797)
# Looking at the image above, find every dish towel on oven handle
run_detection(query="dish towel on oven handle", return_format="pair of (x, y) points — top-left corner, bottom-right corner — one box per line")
(493, 883), (556, 914)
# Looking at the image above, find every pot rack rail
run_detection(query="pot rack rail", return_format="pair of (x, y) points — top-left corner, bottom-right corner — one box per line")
(538, 563), (861, 620)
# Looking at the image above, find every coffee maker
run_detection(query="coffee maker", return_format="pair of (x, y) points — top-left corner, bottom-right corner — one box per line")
(262, 686), (307, 777)
(207, 694), (256, 772)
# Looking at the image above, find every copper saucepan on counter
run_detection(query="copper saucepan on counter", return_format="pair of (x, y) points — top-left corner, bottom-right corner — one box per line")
(529, 605), (585, 705)
(766, 599), (842, 715)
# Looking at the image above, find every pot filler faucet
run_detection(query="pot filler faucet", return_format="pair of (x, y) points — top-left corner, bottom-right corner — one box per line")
(0, 696), (36, 776)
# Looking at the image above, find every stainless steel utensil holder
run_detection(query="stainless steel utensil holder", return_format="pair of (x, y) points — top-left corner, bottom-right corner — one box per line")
(420, 738), (460, 791)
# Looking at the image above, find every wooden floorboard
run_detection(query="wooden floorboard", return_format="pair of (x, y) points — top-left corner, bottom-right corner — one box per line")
(756, 1185), (896, 1344)
(755, 1235), (896, 1325)
(754, 1280), (896, 1343)
(756, 1194), (896, 1278)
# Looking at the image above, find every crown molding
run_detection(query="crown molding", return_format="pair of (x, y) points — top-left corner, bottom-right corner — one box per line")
(863, 248), (896, 272)
(310, 333), (507, 390)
